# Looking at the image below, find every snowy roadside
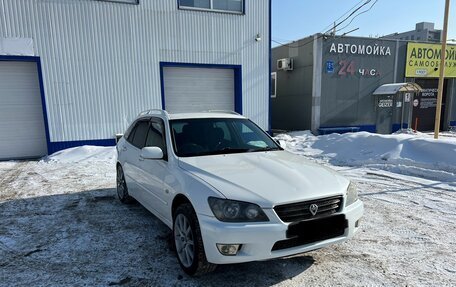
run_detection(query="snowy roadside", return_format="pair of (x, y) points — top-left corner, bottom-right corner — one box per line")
(275, 130), (456, 185)
(1, 132), (456, 286)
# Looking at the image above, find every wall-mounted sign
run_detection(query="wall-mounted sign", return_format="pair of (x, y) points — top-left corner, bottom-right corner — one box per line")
(335, 60), (381, 77)
(329, 43), (392, 56)
(404, 93), (411, 102)
(406, 42), (456, 78)
(326, 61), (335, 73)
(378, 99), (393, 108)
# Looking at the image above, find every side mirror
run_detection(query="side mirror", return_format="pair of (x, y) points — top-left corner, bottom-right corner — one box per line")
(140, 146), (163, 160)
(115, 133), (124, 143)
(276, 140), (286, 149)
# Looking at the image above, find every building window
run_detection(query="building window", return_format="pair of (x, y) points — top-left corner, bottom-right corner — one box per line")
(178, 0), (244, 13)
(271, 72), (277, 98)
(98, 0), (139, 4)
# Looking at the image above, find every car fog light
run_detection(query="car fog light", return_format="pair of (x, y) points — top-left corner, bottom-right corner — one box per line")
(216, 244), (241, 256)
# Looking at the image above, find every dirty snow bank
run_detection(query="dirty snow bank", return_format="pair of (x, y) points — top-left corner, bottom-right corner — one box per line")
(0, 146), (117, 201)
(43, 145), (117, 163)
(275, 131), (456, 183)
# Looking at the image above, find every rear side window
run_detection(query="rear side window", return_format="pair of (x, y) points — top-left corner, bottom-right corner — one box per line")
(130, 121), (149, 149)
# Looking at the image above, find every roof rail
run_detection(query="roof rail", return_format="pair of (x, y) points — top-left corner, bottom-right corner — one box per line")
(138, 109), (169, 117)
(206, 110), (241, 115)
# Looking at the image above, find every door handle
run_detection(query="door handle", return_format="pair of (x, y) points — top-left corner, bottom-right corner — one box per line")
(139, 156), (144, 161)
(122, 146), (127, 151)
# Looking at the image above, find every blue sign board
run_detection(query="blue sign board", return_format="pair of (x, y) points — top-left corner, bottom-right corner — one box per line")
(326, 61), (335, 73)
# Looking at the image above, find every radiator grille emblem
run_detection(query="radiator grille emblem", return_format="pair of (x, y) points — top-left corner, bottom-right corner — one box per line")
(309, 204), (318, 216)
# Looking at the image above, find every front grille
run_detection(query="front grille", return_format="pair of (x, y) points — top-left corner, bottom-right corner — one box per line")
(272, 214), (347, 251)
(274, 196), (343, 223)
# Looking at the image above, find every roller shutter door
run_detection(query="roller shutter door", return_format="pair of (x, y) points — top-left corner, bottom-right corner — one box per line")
(163, 67), (235, 113)
(0, 61), (47, 160)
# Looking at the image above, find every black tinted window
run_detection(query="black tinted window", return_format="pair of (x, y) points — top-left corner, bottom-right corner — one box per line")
(126, 124), (137, 143)
(131, 121), (149, 148)
(145, 121), (166, 152)
(170, 118), (280, 157)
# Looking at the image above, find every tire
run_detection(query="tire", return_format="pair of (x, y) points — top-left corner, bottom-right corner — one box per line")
(173, 203), (217, 276)
(116, 164), (133, 204)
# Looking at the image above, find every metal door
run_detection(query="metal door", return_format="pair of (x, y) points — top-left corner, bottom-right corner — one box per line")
(0, 61), (47, 159)
(163, 67), (235, 113)
(376, 95), (394, 134)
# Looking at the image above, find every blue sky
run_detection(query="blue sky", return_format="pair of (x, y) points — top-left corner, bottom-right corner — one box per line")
(272, 0), (456, 45)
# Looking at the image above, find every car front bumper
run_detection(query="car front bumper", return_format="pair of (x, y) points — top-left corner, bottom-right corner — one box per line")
(198, 199), (364, 264)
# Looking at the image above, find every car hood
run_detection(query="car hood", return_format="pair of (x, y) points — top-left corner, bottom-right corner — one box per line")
(178, 151), (349, 208)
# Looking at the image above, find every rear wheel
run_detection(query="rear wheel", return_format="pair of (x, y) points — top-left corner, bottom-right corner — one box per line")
(116, 165), (133, 203)
(173, 203), (217, 276)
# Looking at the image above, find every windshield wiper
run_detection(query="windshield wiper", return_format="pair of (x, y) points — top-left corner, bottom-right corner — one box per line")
(248, 147), (281, 152)
(204, 148), (251, 156)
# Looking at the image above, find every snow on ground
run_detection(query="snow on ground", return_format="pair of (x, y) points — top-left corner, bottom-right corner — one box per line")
(275, 130), (456, 185)
(1, 135), (456, 286)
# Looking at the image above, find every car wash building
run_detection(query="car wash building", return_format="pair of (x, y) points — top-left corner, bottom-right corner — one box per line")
(0, 0), (271, 160)
(271, 35), (456, 134)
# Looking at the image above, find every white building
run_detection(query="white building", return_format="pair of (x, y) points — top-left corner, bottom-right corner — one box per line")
(0, 0), (270, 159)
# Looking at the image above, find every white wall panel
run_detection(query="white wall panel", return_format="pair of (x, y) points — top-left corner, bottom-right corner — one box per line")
(0, 0), (269, 143)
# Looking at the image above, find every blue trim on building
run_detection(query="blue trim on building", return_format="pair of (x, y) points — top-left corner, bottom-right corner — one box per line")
(159, 62), (243, 114)
(48, 139), (117, 154)
(268, 0), (272, 135)
(159, 64), (166, 109)
(392, 123), (409, 133)
(0, 55), (52, 155)
(318, 125), (377, 135)
(234, 67), (243, 114)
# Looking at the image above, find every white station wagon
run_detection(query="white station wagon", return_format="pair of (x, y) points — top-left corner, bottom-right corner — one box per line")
(116, 110), (363, 275)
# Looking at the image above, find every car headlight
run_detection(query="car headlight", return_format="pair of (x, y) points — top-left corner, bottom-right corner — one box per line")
(346, 182), (359, 206)
(208, 197), (269, 222)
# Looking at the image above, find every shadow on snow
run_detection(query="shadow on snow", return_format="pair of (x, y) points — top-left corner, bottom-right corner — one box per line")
(0, 188), (314, 286)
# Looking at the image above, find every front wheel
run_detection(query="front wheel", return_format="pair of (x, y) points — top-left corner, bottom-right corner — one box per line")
(116, 165), (133, 203)
(173, 203), (217, 276)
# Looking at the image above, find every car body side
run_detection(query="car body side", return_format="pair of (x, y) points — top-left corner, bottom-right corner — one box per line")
(116, 113), (364, 265)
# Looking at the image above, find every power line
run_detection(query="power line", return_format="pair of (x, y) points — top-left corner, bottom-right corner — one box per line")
(323, 0), (372, 35)
(335, 0), (379, 34)
(271, 35), (323, 49)
(272, 0), (378, 48)
(319, 0), (366, 33)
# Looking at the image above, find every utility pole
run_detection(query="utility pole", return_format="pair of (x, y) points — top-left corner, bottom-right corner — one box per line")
(434, 0), (451, 139)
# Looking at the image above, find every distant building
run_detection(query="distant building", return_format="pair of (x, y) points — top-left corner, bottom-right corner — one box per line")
(381, 22), (442, 42)
(271, 35), (456, 135)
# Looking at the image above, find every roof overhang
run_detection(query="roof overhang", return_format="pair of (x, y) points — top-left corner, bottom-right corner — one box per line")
(373, 82), (422, 95)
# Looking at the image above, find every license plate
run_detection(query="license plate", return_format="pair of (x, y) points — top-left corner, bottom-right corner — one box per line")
(286, 214), (347, 238)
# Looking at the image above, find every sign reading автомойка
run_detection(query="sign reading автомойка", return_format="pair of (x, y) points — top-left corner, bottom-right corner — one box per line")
(406, 42), (456, 78)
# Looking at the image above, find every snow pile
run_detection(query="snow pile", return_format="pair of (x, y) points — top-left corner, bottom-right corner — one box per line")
(275, 131), (456, 182)
(43, 145), (117, 163)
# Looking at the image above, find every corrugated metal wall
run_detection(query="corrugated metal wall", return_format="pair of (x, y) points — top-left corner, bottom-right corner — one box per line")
(0, 0), (269, 143)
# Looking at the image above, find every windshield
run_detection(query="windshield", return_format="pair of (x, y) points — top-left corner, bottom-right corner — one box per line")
(170, 118), (281, 157)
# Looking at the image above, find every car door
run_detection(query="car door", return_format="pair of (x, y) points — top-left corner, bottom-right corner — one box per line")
(121, 119), (150, 201)
(137, 117), (172, 219)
